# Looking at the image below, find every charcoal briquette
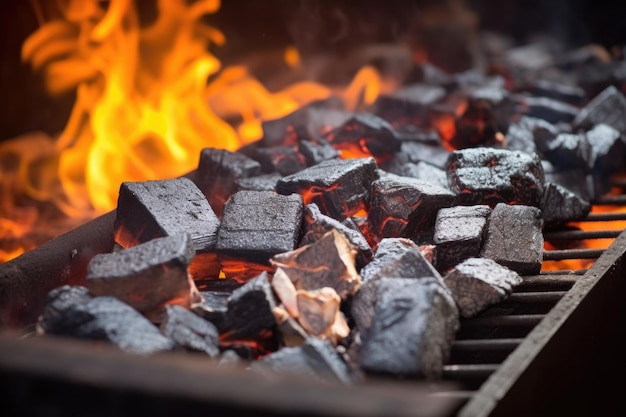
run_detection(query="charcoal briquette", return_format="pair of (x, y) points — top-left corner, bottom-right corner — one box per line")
(160, 304), (220, 357)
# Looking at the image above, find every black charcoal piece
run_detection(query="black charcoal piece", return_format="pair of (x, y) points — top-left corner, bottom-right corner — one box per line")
(399, 140), (451, 169)
(542, 162), (594, 201)
(250, 337), (354, 385)
(270, 229), (362, 300)
(114, 177), (221, 279)
(216, 190), (303, 281)
(481, 203), (544, 275)
(323, 113), (401, 158)
(224, 272), (278, 341)
(37, 287), (174, 355)
(574, 85), (626, 134)
(86, 233), (199, 318)
(541, 182), (591, 227)
(446, 147), (545, 207)
(585, 123), (626, 178)
(358, 277), (459, 379)
(275, 157), (379, 220)
(443, 257), (522, 318)
(505, 116), (560, 156)
(160, 305), (220, 357)
(351, 238), (444, 339)
(433, 205), (492, 272)
(191, 290), (231, 332)
(373, 83), (446, 129)
(235, 172), (283, 191)
(196, 148), (262, 217)
(253, 145), (308, 176)
(300, 203), (372, 270)
(518, 95), (579, 124)
(543, 132), (590, 171)
(383, 161), (449, 189)
(527, 79), (587, 106)
(368, 174), (455, 244)
(298, 139), (340, 166)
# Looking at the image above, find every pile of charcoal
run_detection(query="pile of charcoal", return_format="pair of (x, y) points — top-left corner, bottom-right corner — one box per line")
(36, 34), (626, 384)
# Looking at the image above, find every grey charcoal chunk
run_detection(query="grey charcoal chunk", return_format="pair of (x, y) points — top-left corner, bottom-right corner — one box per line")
(433, 205), (492, 272)
(114, 177), (220, 253)
(298, 139), (340, 166)
(446, 147), (545, 207)
(481, 203), (544, 275)
(216, 190), (303, 263)
(505, 116), (560, 155)
(235, 172), (283, 191)
(443, 257), (523, 318)
(585, 124), (625, 177)
(543, 132), (590, 171)
(191, 291), (231, 332)
(520, 95), (579, 124)
(389, 161), (449, 189)
(160, 305), (220, 357)
(352, 238), (444, 340)
(37, 285), (93, 328)
(38, 288), (174, 355)
(86, 233), (196, 315)
(368, 174), (455, 244)
(225, 272), (278, 340)
(541, 182), (591, 227)
(275, 157), (379, 220)
(358, 277), (459, 379)
(196, 147), (262, 217)
(574, 85), (626, 134)
(250, 338), (353, 385)
(325, 113), (401, 157)
(301, 203), (372, 269)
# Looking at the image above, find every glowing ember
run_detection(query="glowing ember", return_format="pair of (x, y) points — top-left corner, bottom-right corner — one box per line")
(0, 0), (385, 263)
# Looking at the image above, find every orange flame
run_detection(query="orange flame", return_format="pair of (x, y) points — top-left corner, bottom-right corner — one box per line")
(0, 0), (385, 263)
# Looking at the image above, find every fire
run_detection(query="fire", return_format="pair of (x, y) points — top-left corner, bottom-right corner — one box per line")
(0, 0), (384, 263)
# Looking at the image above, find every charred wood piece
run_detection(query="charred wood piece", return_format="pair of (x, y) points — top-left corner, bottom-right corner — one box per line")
(433, 205), (492, 273)
(443, 257), (522, 318)
(270, 229), (362, 300)
(250, 337), (355, 385)
(160, 304), (220, 357)
(323, 113), (401, 158)
(541, 182), (591, 227)
(367, 174), (455, 244)
(216, 190), (303, 282)
(86, 233), (201, 321)
(574, 85), (626, 134)
(196, 148), (261, 217)
(357, 276), (459, 379)
(481, 203), (544, 275)
(114, 177), (221, 280)
(300, 203), (372, 270)
(275, 157), (379, 221)
(446, 147), (545, 207)
(37, 285), (174, 354)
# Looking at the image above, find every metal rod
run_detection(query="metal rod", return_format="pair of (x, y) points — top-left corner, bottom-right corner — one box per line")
(543, 248), (605, 260)
(461, 314), (545, 327)
(544, 229), (622, 240)
(452, 338), (523, 351)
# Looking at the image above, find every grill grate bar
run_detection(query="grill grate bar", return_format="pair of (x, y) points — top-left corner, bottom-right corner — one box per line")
(442, 364), (499, 379)
(544, 229), (622, 240)
(516, 275), (579, 289)
(542, 248), (605, 260)
(505, 291), (568, 303)
(452, 338), (523, 351)
(460, 314), (545, 327)
(582, 212), (626, 221)
(593, 195), (626, 205)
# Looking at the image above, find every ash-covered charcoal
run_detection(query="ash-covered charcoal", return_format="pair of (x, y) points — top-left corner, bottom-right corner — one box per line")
(275, 157), (379, 221)
(160, 304), (220, 357)
(297, 139), (340, 166)
(367, 174), (456, 244)
(585, 124), (626, 178)
(541, 182), (591, 227)
(252, 145), (308, 176)
(433, 205), (492, 273)
(300, 203), (372, 270)
(250, 337), (355, 385)
(446, 147), (545, 207)
(37, 286), (174, 355)
(542, 161), (594, 201)
(86, 233), (201, 321)
(191, 290), (231, 332)
(114, 177), (221, 280)
(235, 172), (283, 191)
(195, 147), (262, 218)
(222, 272), (278, 345)
(382, 161), (449, 189)
(357, 276), (459, 379)
(270, 229), (362, 300)
(504, 116), (560, 156)
(260, 96), (346, 147)
(350, 238), (444, 340)
(380, 141), (451, 175)
(443, 257), (523, 318)
(525, 79), (587, 106)
(322, 113), (401, 158)
(573, 85), (626, 134)
(216, 190), (303, 282)
(372, 83), (446, 131)
(481, 203), (544, 275)
(517, 95), (579, 124)
(542, 132), (590, 171)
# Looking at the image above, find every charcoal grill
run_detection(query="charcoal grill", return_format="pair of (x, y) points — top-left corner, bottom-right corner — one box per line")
(1, 172), (626, 417)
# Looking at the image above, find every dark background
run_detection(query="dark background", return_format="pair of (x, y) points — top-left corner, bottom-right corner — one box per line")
(1, 0), (626, 142)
